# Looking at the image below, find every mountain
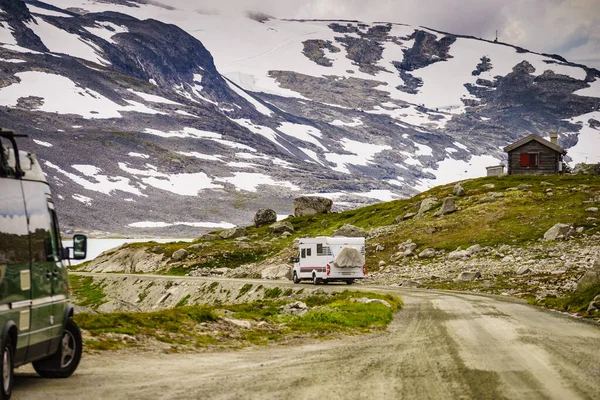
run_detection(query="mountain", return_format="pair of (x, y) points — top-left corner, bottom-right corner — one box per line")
(1, 0), (599, 236)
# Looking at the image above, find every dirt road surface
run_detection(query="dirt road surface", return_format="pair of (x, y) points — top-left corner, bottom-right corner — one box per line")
(12, 287), (600, 400)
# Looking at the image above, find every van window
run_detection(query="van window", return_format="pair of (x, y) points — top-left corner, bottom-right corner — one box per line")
(301, 249), (306, 258)
(306, 248), (311, 257)
(48, 208), (62, 260)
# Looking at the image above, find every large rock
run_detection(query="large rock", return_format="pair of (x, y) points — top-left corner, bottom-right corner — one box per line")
(171, 249), (188, 261)
(455, 271), (481, 282)
(269, 220), (294, 234)
(448, 249), (470, 260)
(82, 245), (165, 273)
(293, 196), (333, 217)
(332, 224), (367, 237)
(453, 182), (466, 196)
(254, 208), (277, 227)
(543, 223), (574, 241)
(588, 295), (600, 312)
(198, 233), (219, 241)
(577, 257), (600, 292)
(261, 264), (293, 280)
(219, 227), (247, 239)
(434, 197), (457, 216)
(417, 197), (438, 216)
(418, 248), (436, 258)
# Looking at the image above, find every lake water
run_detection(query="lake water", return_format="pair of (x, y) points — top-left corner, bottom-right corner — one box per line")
(62, 237), (193, 265)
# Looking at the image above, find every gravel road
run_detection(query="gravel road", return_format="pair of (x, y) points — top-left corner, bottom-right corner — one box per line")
(12, 286), (600, 400)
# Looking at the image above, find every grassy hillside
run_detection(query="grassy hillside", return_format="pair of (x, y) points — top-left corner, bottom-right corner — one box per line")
(90, 174), (598, 273)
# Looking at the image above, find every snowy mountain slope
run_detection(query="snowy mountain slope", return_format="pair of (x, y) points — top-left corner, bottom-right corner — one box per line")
(1, 0), (599, 236)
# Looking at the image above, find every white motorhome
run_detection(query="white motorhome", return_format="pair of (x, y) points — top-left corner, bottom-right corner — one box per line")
(291, 237), (366, 285)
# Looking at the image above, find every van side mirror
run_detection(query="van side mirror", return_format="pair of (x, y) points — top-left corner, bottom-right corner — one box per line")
(289, 257), (299, 263)
(70, 234), (87, 260)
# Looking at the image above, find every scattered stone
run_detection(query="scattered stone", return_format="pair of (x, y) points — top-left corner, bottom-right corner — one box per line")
(151, 246), (164, 253)
(280, 301), (309, 316)
(455, 271), (481, 282)
(502, 255), (515, 262)
(293, 196), (333, 217)
(515, 265), (532, 275)
(353, 298), (392, 308)
(540, 181), (554, 186)
(453, 182), (466, 196)
(254, 208), (277, 227)
(332, 224), (368, 237)
(434, 197), (457, 216)
(577, 257), (600, 292)
(400, 280), (421, 288)
(221, 317), (252, 329)
(498, 244), (511, 253)
(219, 227), (247, 240)
(376, 244), (385, 252)
(417, 197), (438, 216)
(379, 260), (386, 267)
(396, 212), (416, 223)
(198, 233), (219, 241)
(281, 231), (292, 238)
(448, 249), (470, 260)
(269, 220), (294, 234)
(517, 184), (532, 190)
(586, 207), (598, 212)
(482, 184), (495, 189)
(212, 267), (229, 275)
(418, 248), (436, 258)
(398, 239), (418, 253)
(261, 264), (293, 280)
(543, 223), (574, 241)
(588, 295), (600, 312)
(466, 244), (482, 254)
(171, 249), (188, 261)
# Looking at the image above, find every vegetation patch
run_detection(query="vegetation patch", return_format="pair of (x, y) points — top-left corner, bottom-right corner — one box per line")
(236, 284), (253, 299)
(533, 283), (600, 317)
(75, 291), (402, 352)
(70, 275), (107, 308)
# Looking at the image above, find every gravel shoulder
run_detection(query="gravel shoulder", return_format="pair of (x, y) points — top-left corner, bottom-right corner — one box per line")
(12, 286), (600, 400)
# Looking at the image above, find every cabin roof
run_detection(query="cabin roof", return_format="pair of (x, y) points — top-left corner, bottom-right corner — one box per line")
(503, 134), (566, 155)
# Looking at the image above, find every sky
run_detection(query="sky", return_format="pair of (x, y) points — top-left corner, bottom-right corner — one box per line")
(161, 0), (600, 70)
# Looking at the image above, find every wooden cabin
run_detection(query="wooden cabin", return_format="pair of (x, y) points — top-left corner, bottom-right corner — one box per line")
(503, 133), (566, 175)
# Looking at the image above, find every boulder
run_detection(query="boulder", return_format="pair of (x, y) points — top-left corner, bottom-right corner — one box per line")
(398, 239), (417, 252)
(219, 227), (247, 239)
(434, 197), (457, 216)
(269, 220), (294, 234)
(261, 264), (292, 280)
(448, 249), (470, 260)
(466, 244), (482, 254)
(586, 207), (598, 213)
(198, 233), (219, 241)
(417, 197), (438, 216)
(293, 196), (333, 217)
(171, 249), (188, 261)
(577, 257), (600, 292)
(332, 224), (367, 238)
(453, 182), (466, 196)
(455, 271), (481, 282)
(418, 248), (436, 258)
(254, 208), (277, 227)
(543, 223), (574, 241)
(280, 301), (309, 316)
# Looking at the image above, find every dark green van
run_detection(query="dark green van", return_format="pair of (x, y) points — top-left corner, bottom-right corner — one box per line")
(0, 129), (87, 399)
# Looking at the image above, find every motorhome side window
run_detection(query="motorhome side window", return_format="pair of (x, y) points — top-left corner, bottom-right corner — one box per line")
(301, 249), (306, 258)
(317, 244), (332, 256)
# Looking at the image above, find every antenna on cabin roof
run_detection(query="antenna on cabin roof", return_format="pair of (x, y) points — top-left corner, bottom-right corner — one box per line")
(494, 30), (498, 43)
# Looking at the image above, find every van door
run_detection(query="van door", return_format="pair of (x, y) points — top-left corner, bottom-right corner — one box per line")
(46, 200), (69, 354)
(21, 181), (54, 360)
(0, 178), (33, 364)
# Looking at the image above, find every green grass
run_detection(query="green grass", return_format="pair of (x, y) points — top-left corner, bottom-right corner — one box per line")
(76, 291), (403, 351)
(69, 275), (107, 308)
(534, 283), (600, 315)
(236, 284), (253, 299)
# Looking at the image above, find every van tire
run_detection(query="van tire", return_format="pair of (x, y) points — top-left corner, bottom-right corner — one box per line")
(346, 280), (354, 285)
(33, 319), (82, 379)
(293, 272), (300, 284)
(0, 338), (14, 400)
